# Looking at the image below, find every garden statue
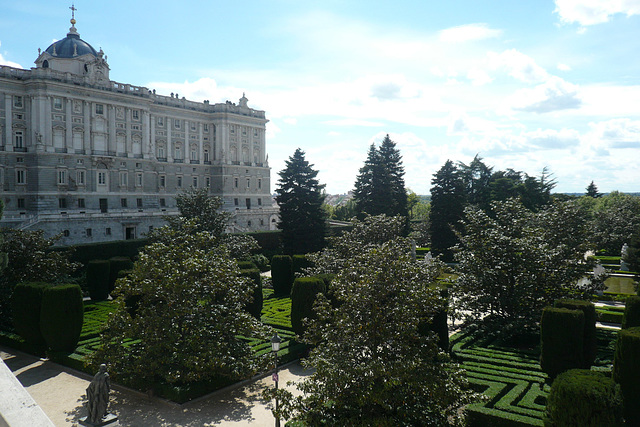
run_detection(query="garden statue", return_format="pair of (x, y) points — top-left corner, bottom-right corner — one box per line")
(621, 243), (630, 271)
(86, 364), (110, 424)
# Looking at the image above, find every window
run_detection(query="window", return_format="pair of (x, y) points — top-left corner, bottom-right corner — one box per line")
(16, 157), (24, 163)
(248, 220), (252, 227)
(54, 98), (62, 110)
(106, 227), (111, 236)
(175, 145), (182, 160)
(63, 230), (70, 237)
(192, 177), (198, 188)
(16, 169), (26, 184)
(246, 178), (250, 188)
(77, 159), (84, 165)
(95, 104), (104, 115)
(159, 198), (166, 207)
(157, 117), (164, 126)
(159, 175), (166, 188)
(258, 178), (262, 189)
(98, 172), (107, 185)
(234, 198), (239, 206)
(206, 177), (210, 187)
(260, 219), (264, 226)
(158, 146), (165, 159)
(137, 198), (143, 208)
(190, 122), (196, 131)
(121, 198), (127, 208)
(13, 96), (23, 108)
(135, 162), (141, 168)
(204, 150), (210, 162)
(17, 198), (25, 209)
(149, 225), (154, 232)
(174, 119), (181, 129)
(59, 198), (67, 209)
(234, 177), (238, 188)
(136, 173), (143, 187)
(78, 198), (85, 208)
(177, 176), (182, 188)
(190, 148), (197, 161)
(76, 170), (86, 186)
(246, 198), (251, 209)
(132, 110), (140, 120)
(258, 198), (262, 206)
(119, 172), (128, 186)
(86, 228), (92, 237)
(57, 170), (67, 185)
(204, 124), (209, 132)
(14, 131), (24, 148)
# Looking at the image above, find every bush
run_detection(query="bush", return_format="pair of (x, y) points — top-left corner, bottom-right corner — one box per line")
(11, 282), (49, 354)
(250, 254), (270, 272)
(292, 254), (313, 274)
(87, 260), (110, 301)
(237, 260), (257, 270)
(290, 277), (325, 337)
(240, 268), (263, 319)
(622, 295), (640, 329)
(272, 255), (293, 296)
(40, 284), (84, 353)
(554, 299), (597, 368)
(108, 257), (133, 293)
(540, 307), (584, 379)
(62, 238), (147, 266)
(544, 369), (623, 427)
(613, 326), (640, 425)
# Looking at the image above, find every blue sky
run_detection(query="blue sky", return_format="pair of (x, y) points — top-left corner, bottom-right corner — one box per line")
(2, 1), (640, 195)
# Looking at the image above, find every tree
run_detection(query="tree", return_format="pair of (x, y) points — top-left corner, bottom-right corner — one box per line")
(590, 191), (640, 254)
(453, 199), (602, 337)
(90, 225), (267, 390)
(429, 160), (466, 262)
(354, 135), (408, 222)
(268, 225), (475, 425)
(275, 148), (327, 255)
(458, 155), (493, 209)
(586, 181), (602, 198)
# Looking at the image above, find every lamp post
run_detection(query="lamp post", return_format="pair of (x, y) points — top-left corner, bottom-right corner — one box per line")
(271, 333), (282, 427)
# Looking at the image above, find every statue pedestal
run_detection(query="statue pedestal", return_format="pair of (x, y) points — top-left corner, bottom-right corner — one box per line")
(79, 413), (119, 426)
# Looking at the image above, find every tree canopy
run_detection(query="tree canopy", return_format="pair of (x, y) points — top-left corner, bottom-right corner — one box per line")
(429, 160), (466, 262)
(275, 148), (327, 255)
(585, 181), (602, 198)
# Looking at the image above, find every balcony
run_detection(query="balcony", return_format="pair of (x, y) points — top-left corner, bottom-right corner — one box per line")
(174, 159), (184, 163)
(14, 147), (27, 152)
(190, 160), (199, 164)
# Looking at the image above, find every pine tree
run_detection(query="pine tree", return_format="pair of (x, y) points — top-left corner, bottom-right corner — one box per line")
(276, 148), (327, 255)
(353, 135), (408, 222)
(586, 181), (602, 198)
(429, 160), (466, 262)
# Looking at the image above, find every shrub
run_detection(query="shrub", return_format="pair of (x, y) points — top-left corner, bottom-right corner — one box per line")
(108, 257), (133, 293)
(87, 259), (110, 301)
(237, 260), (257, 270)
(11, 282), (49, 354)
(540, 307), (584, 379)
(292, 254), (313, 274)
(290, 277), (325, 337)
(250, 254), (270, 272)
(240, 268), (263, 319)
(40, 284), (84, 353)
(622, 295), (640, 329)
(544, 369), (623, 427)
(554, 299), (597, 368)
(272, 255), (293, 296)
(613, 326), (640, 425)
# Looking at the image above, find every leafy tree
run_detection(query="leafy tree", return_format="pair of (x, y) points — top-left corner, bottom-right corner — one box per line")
(90, 224), (267, 390)
(429, 160), (466, 262)
(458, 155), (493, 209)
(586, 181), (602, 198)
(354, 135), (408, 223)
(590, 191), (640, 254)
(276, 148), (327, 255)
(624, 227), (640, 274)
(268, 229), (475, 425)
(453, 199), (602, 337)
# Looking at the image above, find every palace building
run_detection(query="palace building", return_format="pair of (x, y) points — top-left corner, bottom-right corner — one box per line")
(0, 14), (278, 244)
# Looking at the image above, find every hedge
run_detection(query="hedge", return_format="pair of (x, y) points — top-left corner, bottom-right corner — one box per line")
(61, 238), (148, 266)
(290, 277), (325, 337)
(613, 326), (640, 425)
(292, 255), (313, 275)
(108, 257), (133, 293)
(554, 299), (597, 368)
(87, 260), (111, 301)
(40, 284), (84, 353)
(272, 255), (293, 296)
(540, 307), (584, 379)
(240, 268), (263, 319)
(544, 369), (623, 427)
(237, 260), (257, 270)
(11, 282), (49, 354)
(622, 295), (640, 329)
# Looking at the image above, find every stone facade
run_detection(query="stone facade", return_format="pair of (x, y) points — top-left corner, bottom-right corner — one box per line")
(0, 18), (278, 245)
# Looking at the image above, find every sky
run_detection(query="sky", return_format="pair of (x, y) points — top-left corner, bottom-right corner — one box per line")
(1, 0), (640, 195)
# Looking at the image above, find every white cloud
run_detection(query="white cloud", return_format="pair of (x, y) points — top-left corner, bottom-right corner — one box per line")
(587, 118), (640, 148)
(509, 76), (582, 113)
(557, 63), (572, 71)
(438, 23), (502, 43)
(555, 0), (640, 25)
(323, 119), (384, 127)
(0, 42), (23, 68)
(467, 68), (493, 86)
(487, 49), (550, 83)
(283, 118), (297, 125)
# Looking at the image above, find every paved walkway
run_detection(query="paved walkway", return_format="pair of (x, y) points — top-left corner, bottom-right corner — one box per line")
(0, 346), (312, 426)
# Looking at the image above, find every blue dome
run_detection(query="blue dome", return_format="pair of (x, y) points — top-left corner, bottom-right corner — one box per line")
(45, 32), (98, 58)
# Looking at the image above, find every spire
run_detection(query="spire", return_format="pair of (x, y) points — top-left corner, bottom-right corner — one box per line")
(68, 3), (79, 36)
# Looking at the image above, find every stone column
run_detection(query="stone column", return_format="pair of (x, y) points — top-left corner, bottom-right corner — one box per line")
(65, 99), (72, 150)
(84, 101), (91, 154)
(198, 122), (204, 164)
(125, 108), (132, 156)
(44, 96), (52, 147)
(5, 95), (12, 149)
(108, 105), (116, 155)
(143, 110), (150, 158)
(149, 113), (155, 159)
(167, 118), (173, 162)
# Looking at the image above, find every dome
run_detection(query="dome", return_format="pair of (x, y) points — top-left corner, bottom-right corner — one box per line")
(45, 28), (98, 58)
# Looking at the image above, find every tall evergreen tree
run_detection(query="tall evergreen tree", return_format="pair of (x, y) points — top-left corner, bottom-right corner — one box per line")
(353, 135), (408, 222)
(586, 181), (602, 198)
(429, 160), (466, 262)
(276, 148), (327, 254)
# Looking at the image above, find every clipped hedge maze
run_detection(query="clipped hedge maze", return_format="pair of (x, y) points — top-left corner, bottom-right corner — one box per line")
(453, 328), (619, 427)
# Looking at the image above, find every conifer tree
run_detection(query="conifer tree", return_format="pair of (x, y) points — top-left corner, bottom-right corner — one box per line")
(276, 148), (327, 254)
(379, 134), (409, 219)
(586, 181), (602, 198)
(429, 160), (466, 262)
